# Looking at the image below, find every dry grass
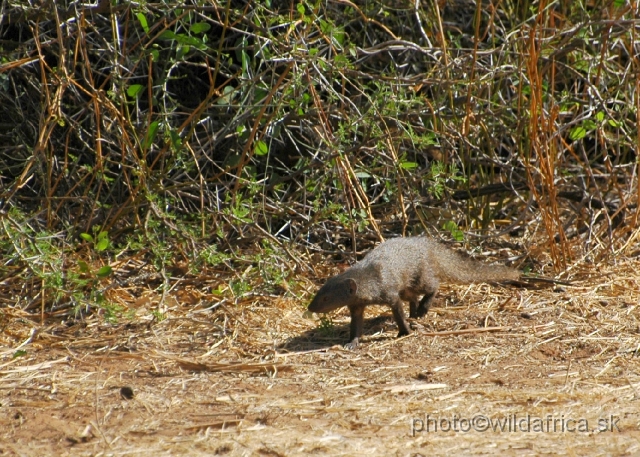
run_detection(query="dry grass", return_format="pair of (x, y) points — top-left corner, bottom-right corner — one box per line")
(2, 1), (639, 454)
(1, 250), (639, 456)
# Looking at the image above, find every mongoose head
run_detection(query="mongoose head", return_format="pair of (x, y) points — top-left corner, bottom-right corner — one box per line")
(307, 277), (358, 313)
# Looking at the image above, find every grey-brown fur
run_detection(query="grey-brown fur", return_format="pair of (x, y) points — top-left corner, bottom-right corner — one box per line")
(307, 237), (519, 349)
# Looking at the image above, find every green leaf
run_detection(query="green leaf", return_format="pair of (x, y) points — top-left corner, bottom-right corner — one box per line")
(442, 221), (464, 242)
(451, 230), (464, 242)
(178, 44), (190, 58)
(332, 28), (345, 46)
(80, 233), (93, 242)
(254, 87), (268, 104)
(96, 265), (113, 278)
(96, 237), (109, 252)
(320, 19), (332, 34)
(224, 153), (241, 167)
(78, 260), (91, 273)
(13, 350), (27, 358)
(95, 231), (109, 251)
(254, 140), (268, 156)
(143, 120), (160, 150)
(608, 119), (621, 128)
(159, 30), (208, 50)
(216, 85), (235, 105)
(333, 54), (349, 68)
(169, 129), (182, 150)
(127, 84), (144, 98)
(583, 119), (597, 131)
(136, 13), (149, 34)
(574, 59), (589, 72)
(569, 126), (586, 141)
(400, 161), (418, 170)
(442, 221), (457, 232)
(174, 33), (207, 50)
(241, 49), (249, 76)
(595, 111), (605, 122)
(159, 30), (177, 40)
(297, 3), (305, 15)
(190, 22), (211, 34)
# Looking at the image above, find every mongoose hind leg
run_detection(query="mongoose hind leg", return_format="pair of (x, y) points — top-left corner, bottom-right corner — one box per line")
(416, 289), (437, 318)
(390, 298), (412, 337)
(409, 298), (420, 319)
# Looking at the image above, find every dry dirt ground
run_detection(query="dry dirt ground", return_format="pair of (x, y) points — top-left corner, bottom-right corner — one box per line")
(1, 258), (639, 456)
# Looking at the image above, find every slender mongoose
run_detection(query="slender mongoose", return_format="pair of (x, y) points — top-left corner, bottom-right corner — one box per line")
(307, 237), (519, 349)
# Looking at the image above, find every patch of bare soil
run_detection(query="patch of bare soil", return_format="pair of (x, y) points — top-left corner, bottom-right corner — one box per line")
(1, 259), (639, 456)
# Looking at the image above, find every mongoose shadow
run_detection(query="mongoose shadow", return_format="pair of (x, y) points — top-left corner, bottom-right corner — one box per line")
(306, 236), (521, 349)
(280, 315), (401, 352)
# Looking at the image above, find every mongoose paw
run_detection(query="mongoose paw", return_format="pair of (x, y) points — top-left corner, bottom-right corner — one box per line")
(409, 321), (424, 331)
(397, 329), (411, 338)
(415, 305), (430, 318)
(344, 338), (359, 350)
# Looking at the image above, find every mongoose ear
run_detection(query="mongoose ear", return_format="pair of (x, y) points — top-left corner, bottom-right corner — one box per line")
(347, 278), (358, 295)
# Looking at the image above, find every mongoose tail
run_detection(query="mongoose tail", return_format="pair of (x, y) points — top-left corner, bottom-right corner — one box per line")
(307, 237), (519, 349)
